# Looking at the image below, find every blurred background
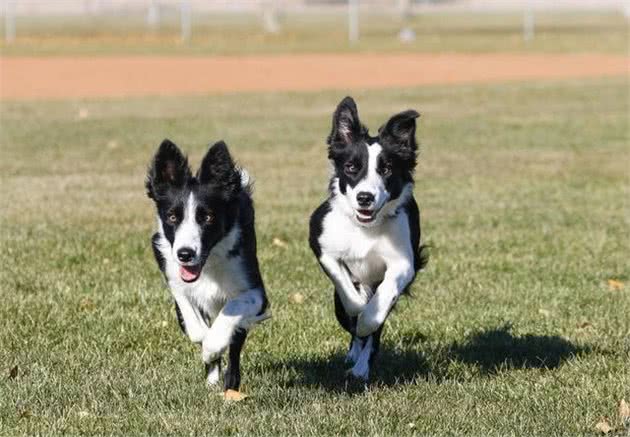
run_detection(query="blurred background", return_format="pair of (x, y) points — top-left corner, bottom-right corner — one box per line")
(1, 0), (628, 55)
(0, 1), (628, 435)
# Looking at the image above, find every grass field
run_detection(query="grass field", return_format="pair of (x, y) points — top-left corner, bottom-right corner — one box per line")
(1, 12), (628, 56)
(1, 76), (628, 435)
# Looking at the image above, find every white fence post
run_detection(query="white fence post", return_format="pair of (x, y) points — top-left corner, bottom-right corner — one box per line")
(523, 1), (535, 42)
(5, 0), (16, 44)
(147, 0), (160, 30)
(180, 0), (191, 43)
(348, 0), (359, 44)
(262, 0), (280, 34)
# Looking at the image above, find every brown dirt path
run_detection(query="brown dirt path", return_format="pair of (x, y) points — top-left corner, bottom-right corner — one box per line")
(1, 53), (627, 100)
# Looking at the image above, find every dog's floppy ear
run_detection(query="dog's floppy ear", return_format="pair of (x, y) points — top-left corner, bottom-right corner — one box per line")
(197, 140), (241, 200)
(146, 139), (191, 199)
(327, 96), (364, 153)
(379, 110), (420, 162)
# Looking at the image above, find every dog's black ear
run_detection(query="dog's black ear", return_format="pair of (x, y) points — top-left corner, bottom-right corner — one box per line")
(327, 96), (364, 153)
(197, 140), (241, 200)
(146, 139), (191, 199)
(379, 110), (420, 162)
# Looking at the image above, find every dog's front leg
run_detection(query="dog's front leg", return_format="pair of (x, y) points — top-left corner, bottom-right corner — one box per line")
(173, 293), (209, 343)
(355, 261), (414, 338)
(201, 288), (264, 364)
(319, 254), (369, 316)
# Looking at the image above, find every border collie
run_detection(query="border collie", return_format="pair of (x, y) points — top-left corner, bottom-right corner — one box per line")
(309, 97), (427, 382)
(146, 139), (269, 390)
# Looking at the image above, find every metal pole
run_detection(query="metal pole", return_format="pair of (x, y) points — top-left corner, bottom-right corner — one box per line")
(523, 0), (534, 42)
(5, 0), (16, 44)
(180, 0), (191, 43)
(348, 0), (359, 44)
(147, 0), (160, 30)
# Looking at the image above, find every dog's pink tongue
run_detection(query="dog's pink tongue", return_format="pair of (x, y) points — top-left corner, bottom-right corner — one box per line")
(180, 265), (201, 282)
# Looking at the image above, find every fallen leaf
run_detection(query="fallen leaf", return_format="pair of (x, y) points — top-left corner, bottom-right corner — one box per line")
(407, 422), (416, 429)
(161, 320), (168, 328)
(538, 308), (551, 317)
(595, 418), (613, 434)
(289, 292), (305, 304)
(79, 297), (95, 311)
(619, 399), (630, 424)
(607, 279), (624, 291)
(106, 140), (119, 149)
(77, 108), (89, 120)
(8, 365), (18, 380)
(272, 237), (287, 248)
(77, 411), (90, 419)
(576, 322), (593, 329)
(17, 408), (31, 420)
(224, 389), (248, 402)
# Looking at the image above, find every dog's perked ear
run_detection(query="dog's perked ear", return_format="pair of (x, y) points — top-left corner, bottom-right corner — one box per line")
(197, 140), (242, 201)
(379, 110), (420, 164)
(327, 96), (364, 154)
(146, 139), (191, 199)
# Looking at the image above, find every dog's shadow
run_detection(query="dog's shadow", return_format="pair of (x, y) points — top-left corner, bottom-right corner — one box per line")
(448, 323), (590, 375)
(276, 324), (589, 392)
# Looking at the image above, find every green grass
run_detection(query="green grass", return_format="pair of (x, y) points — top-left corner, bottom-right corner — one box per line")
(0, 11), (627, 56)
(1, 77), (629, 435)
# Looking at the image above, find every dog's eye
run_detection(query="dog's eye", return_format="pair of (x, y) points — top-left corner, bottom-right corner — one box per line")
(204, 213), (214, 224)
(344, 162), (358, 175)
(382, 163), (392, 176)
(167, 214), (178, 224)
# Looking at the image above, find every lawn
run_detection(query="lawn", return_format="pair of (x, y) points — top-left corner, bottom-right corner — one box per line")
(0, 11), (627, 56)
(0, 77), (629, 435)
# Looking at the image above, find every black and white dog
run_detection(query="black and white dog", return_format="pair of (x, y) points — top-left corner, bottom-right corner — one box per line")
(146, 139), (268, 390)
(309, 97), (427, 382)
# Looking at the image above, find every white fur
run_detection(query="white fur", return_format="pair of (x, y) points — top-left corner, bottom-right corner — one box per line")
(346, 337), (364, 364)
(155, 195), (265, 365)
(350, 336), (373, 380)
(317, 181), (414, 321)
(172, 193), (201, 263)
(206, 362), (221, 386)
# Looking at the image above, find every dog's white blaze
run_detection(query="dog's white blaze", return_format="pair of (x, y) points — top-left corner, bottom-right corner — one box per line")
(344, 142), (389, 214)
(173, 193), (201, 261)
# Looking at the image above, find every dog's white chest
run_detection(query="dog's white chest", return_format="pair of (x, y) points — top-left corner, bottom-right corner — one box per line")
(319, 209), (397, 286)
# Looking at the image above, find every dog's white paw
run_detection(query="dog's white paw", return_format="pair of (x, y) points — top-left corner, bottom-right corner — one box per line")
(206, 361), (221, 386)
(345, 338), (364, 365)
(202, 334), (228, 364)
(356, 312), (381, 338)
(348, 336), (373, 381)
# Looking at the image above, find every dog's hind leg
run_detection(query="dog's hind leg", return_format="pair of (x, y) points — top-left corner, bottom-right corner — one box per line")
(224, 329), (247, 391)
(348, 325), (384, 382)
(334, 291), (363, 364)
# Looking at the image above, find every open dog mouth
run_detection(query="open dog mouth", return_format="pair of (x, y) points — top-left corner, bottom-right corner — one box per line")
(179, 264), (203, 283)
(356, 209), (377, 224)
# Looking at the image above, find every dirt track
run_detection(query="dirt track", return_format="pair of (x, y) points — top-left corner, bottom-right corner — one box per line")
(1, 53), (627, 100)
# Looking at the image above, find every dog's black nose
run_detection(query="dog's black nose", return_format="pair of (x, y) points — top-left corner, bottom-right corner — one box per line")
(356, 192), (375, 207)
(177, 248), (196, 263)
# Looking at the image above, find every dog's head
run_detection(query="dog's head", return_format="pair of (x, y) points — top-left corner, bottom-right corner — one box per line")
(327, 96), (419, 226)
(146, 139), (242, 283)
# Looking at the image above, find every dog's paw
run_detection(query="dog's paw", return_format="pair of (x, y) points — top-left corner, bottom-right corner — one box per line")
(205, 361), (221, 387)
(356, 313), (381, 338)
(202, 334), (229, 364)
(356, 284), (373, 303)
(345, 338), (364, 365)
